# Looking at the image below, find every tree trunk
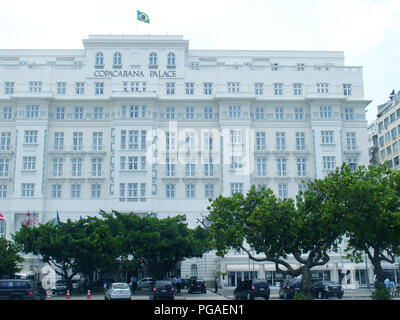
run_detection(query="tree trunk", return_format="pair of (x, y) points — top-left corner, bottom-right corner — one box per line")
(371, 258), (385, 285)
(301, 267), (314, 300)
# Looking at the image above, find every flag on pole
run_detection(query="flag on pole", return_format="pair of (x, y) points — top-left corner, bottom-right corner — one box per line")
(32, 211), (37, 226)
(56, 211), (60, 225)
(80, 216), (83, 221)
(137, 10), (150, 24)
(0, 213), (4, 221)
(26, 210), (30, 227)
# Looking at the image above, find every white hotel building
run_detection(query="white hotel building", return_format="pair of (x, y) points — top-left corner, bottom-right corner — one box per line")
(1, 34), (386, 288)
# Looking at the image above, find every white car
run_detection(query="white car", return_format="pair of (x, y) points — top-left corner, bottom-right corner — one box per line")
(105, 283), (132, 300)
(137, 277), (153, 289)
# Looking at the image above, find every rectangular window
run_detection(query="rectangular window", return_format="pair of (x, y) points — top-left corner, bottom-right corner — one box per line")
(128, 130), (139, 150)
(256, 158), (267, 176)
(166, 158), (176, 177)
(228, 82), (240, 93)
(321, 131), (335, 144)
(91, 159), (102, 177)
(0, 159), (9, 177)
(72, 158), (82, 177)
(95, 82), (104, 95)
(141, 130), (147, 150)
(140, 183), (146, 201)
(229, 106), (241, 119)
(320, 106), (332, 119)
(204, 158), (214, 177)
(278, 184), (288, 199)
(185, 161), (195, 177)
(254, 83), (264, 95)
(296, 132), (306, 151)
(29, 81), (42, 93)
(56, 107), (65, 120)
(348, 158), (358, 172)
(293, 83), (303, 95)
(3, 106), (12, 120)
(185, 184), (195, 198)
(274, 83), (283, 95)
(230, 129), (242, 144)
(51, 184), (62, 199)
(203, 133), (214, 152)
(71, 184), (81, 199)
(275, 107), (284, 120)
(0, 132), (11, 151)
(255, 107), (264, 120)
(75, 82), (85, 95)
(231, 157), (243, 169)
(343, 84), (352, 96)
(92, 132), (103, 151)
(166, 82), (176, 95)
(392, 128), (397, 140)
(74, 107), (83, 120)
(323, 156), (336, 171)
(296, 63), (305, 71)
(346, 132), (357, 151)
(295, 107), (304, 120)
(166, 107), (175, 120)
(0, 184), (7, 198)
(317, 83), (329, 93)
(73, 132), (83, 151)
(271, 63), (279, 71)
(298, 184), (308, 193)
(127, 183), (138, 201)
(185, 82), (195, 95)
(276, 132), (286, 151)
(204, 107), (213, 120)
(26, 105), (39, 118)
(185, 107), (195, 120)
(53, 158), (63, 177)
(230, 183), (243, 196)
(91, 184), (101, 199)
(166, 132), (176, 151)
(297, 158), (307, 176)
(277, 158), (287, 176)
(205, 184), (214, 198)
(203, 83), (213, 95)
(24, 130), (38, 144)
(166, 184), (175, 198)
(22, 183), (35, 197)
(344, 108), (354, 120)
(390, 112), (396, 123)
(57, 82), (66, 95)
(54, 132), (64, 151)
(94, 107), (103, 120)
(256, 132), (266, 151)
(4, 82), (14, 94)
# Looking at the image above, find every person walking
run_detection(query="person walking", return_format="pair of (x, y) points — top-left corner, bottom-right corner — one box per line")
(131, 275), (137, 294)
(177, 277), (182, 293)
(215, 277), (219, 293)
(103, 277), (107, 293)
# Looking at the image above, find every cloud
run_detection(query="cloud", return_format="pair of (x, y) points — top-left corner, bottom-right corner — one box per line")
(314, 0), (400, 53)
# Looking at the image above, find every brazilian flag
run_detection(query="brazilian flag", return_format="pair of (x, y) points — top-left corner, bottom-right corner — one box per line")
(137, 10), (150, 24)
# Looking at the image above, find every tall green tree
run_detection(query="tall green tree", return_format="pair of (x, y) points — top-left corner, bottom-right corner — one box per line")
(336, 164), (400, 285)
(103, 211), (210, 280)
(205, 182), (348, 299)
(0, 237), (24, 277)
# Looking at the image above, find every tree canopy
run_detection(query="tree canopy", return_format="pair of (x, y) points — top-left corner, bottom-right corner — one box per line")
(0, 237), (24, 277)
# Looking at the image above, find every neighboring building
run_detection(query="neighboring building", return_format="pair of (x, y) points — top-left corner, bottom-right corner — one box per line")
(1, 34), (389, 288)
(368, 90), (400, 169)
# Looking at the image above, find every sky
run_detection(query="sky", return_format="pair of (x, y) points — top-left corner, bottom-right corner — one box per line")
(0, 0), (399, 124)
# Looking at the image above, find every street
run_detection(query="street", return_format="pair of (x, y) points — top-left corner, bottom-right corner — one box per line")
(48, 287), (396, 300)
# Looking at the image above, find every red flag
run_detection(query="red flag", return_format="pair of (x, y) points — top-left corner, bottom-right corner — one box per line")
(26, 210), (30, 226)
(0, 213), (4, 221)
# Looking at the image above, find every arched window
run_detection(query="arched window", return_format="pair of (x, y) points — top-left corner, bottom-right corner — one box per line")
(149, 52), (157, 66)
(190, 264), (198, 277)
(95, 52), (104, 66)
(0, 220), (6, 238)
(167, 52), (176, 66)
(113, 52), (122, 66)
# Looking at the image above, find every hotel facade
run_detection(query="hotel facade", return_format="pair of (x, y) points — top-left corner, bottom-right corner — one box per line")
(2, 34), (395, 288)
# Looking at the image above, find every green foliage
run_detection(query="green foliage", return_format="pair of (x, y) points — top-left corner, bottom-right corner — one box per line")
(371, 283), (392, 300)
(294, 292), (308, 300)
(0, 238), (24, 277)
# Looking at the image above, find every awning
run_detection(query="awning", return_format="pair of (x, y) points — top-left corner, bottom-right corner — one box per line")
(264, 264), (299, 272)
(226, 264), (260, 272)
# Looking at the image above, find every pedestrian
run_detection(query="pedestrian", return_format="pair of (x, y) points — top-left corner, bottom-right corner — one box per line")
(103, 277), (107, 293)
(172, 277), (177, 291)
(384, 278), (390, 288)
(215, 277), (219, 293)
(338, 270), (345, 285)
(373, 274), (377, 288)
(131, 275), (137, 293)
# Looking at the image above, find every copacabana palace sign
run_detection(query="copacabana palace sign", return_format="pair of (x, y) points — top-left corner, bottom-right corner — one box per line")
(93, 69), (177, 78)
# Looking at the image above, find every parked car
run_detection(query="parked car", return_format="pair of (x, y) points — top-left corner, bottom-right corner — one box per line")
(234, 279), (270, 300)
(188, 277), (207, 294)
(105, 282), (132, 300)
(182, 278), (191, 290)
(52, 279), (67, 296)
(137, 277), (153, 289)
(0, 279), (45, 300)
(279, 278), (302, 300)
(313, 281), (344, 299)
(149, 280), (175, 300)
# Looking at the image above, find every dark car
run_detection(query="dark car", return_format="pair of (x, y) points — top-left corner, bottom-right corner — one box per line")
(188, 277), (207, 294)
(0, 279), (45, 300)
(279, 278), (302, 300)
(52, 279), (67, 295)
(150, 280), (175, 300)
(313, 281), (344, 299)
(234, 279), (270, 300)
